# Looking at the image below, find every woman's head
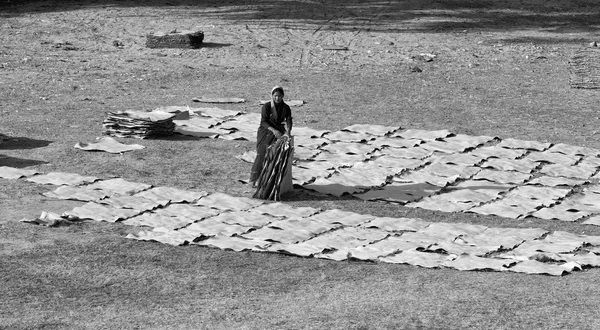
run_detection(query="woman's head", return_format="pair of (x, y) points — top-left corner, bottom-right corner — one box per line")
(271, 86), (284, 104)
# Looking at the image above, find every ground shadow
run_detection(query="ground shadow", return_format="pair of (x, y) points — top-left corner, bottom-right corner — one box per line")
(0, 155), (48, 168)
(156, 133), (209, 141)
(1, 0), (599, 34)
(0, 136), (53, 150)
(201, 42), (232, 49)
(278, 180), (436, 202)
(280, 185), (360, 202)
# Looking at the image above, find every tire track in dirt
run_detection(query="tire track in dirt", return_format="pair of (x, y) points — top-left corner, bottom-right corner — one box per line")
(304, 5), (360, 67)
(288, 16), (342, 68)
(284, 1), (396, 69)
(350, 0), (393, 36)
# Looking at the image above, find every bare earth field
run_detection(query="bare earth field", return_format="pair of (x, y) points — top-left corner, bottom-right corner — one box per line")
(2, 1), (600, 329)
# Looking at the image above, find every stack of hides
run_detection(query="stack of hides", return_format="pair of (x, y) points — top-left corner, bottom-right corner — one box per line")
(146, 30), (204, 49)
(103, 110), (176, 139)
(253, 137), (294, 201)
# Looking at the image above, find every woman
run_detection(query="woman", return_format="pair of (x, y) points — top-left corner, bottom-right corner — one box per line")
(249, 86), (293, 187)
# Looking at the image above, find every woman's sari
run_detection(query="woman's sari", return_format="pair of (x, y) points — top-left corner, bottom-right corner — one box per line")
(253, 136), (294, 200)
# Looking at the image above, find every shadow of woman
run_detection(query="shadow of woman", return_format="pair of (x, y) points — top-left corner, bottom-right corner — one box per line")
(278, 185), (360, 202)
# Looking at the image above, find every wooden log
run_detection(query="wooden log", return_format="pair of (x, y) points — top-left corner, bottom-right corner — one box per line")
(146, 30), (204, 49)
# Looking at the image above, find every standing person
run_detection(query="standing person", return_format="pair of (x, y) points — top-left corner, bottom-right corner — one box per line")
(249, 86), (293, 187)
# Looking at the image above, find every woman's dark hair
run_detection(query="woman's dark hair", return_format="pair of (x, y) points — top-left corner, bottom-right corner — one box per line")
(271, 86), (284, 96)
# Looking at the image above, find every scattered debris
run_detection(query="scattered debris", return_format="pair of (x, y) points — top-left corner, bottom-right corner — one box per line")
(322, 45), (349, 51)
(409, 65), (422, 73)
(43, 40), (79, 51)
(20, 211), (74, 227)
(413, 53), (436, 62)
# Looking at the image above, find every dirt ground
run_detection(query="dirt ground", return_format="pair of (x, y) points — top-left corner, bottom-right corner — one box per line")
(2, 1), (600, 329)
(3, 0), (600, 221)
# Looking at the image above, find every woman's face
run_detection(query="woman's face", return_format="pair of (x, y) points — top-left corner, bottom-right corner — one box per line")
(272, 91), (284, 104)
